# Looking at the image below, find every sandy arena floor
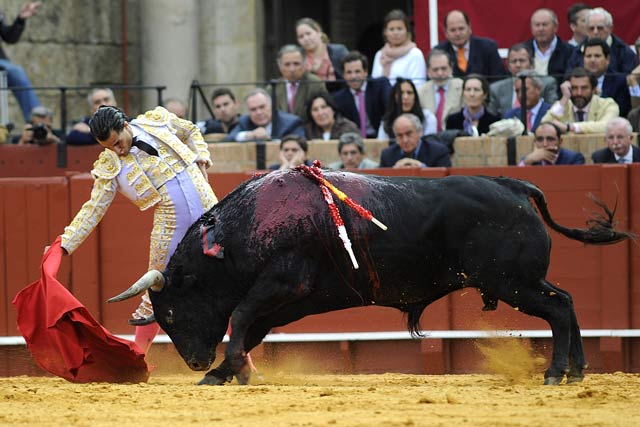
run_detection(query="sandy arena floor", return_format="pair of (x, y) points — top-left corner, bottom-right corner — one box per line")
(1, 339), (639, 427)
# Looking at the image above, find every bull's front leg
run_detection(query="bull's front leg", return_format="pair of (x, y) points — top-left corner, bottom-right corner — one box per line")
(199, 254), (316, 385)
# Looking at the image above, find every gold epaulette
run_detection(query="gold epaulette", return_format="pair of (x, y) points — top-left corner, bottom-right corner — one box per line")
(135, 106), (171, 127)
(91, 150), (121, 179)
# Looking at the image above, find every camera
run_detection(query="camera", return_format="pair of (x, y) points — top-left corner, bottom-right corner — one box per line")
(31, 123), (49, 145)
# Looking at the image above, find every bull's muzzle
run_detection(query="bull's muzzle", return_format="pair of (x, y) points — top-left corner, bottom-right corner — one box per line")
(107, 270), (165, 303)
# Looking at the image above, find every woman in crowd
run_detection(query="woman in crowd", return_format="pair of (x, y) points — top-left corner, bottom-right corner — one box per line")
(269, 134), (312, 170)
(371, 9), (426, 88)
(295, 17), (349, 91)
(445, 74), (500, 136)
(378, 77), (437, 140)
(304, 92), (359, 140)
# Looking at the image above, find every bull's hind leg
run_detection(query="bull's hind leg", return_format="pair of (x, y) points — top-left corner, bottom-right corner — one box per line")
(492, 278), (573, 385)
(544, 280), (587, 383)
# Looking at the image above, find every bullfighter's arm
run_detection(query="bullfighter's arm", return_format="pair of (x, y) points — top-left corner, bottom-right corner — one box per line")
(60, 151), (118, 254)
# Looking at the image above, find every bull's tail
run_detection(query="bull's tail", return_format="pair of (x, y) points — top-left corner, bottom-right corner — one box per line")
(499, 178), (634, 245)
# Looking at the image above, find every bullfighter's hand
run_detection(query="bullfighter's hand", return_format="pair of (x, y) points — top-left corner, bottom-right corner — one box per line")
(196, 159), (209, 180)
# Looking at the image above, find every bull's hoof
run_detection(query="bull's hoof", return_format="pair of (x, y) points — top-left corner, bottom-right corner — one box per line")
(566, 375), (585, 384)
(235, 369), (251, 385)
(197, 374), (231, 386)
(543, 376), (564, 385)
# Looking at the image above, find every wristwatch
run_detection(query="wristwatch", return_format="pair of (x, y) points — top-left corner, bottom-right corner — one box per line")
(565, 123), (571, 133)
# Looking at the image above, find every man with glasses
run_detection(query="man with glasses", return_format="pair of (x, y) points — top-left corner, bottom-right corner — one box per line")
(519, 121), (585, 166)
(592, 117), (639, 164)
(488, 43), (558, 117)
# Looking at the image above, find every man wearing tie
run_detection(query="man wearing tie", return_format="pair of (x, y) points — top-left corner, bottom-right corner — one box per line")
(541, 67), (619, 134)
(273, 44), (327, 119)
(417, 49), (463, 132)
(592, 117), (640, 164)
(433, 10), (505, 82)
(53, 105), (217, 354)
(333, 50), (391, 138)
(503, 71), (551, 133)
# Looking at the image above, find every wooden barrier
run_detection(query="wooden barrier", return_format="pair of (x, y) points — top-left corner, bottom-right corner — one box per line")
(1, 165), (639, 376)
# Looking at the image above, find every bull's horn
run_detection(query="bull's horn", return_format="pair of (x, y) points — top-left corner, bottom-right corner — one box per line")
(107, 270), (165, 303)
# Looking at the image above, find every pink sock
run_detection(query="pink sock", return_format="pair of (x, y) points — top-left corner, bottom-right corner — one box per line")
(134, 323), (160, 354)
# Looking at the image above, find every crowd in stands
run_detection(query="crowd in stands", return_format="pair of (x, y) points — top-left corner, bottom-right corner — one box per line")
(2, 3), (639, 169)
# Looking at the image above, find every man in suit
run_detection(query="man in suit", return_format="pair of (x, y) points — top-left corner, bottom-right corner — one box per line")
(592, 117), (640, 164)
(542, 67), (619, 134)
(333, 50), (391, 138)
(273, 44), (327, 119)
(567, 7), (638, 75)
(488, 43), (558, 117)
(504, 71), (551, 133)
(524, 8), (575, 86)
(227, 88), (305, 142)
(418, 48), (463, 131)
(198, 87), (240, 135)
(567, 3), (591, 47)
(520, 122), (585, 166)
(434, 10), (505, 81)
(581, 38), (631, 116)
(379, 114), (451, 168)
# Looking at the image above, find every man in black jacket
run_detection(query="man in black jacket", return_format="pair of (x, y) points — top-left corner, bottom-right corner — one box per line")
(592, 117), (640, 164)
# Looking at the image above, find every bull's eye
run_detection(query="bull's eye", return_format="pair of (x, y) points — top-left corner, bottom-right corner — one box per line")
(165, 309), (174, 325)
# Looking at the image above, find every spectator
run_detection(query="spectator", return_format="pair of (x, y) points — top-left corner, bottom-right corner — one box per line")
(445, 74), (500, 136)
(371, 9), (426, 87)
(541, 67), (619, 134)
(581, 38), (630, 116)
(199, 87), (240, 135)
(0, 2), (41, 122)
(592, 117), (639, 164)
(14, 106), (62, 145)
(303, 92), (358, 141)
(163, 97), (186, 118)
(520, 121), (585, 166)
(568, 7), (638, 74)
(67, 88), (118, 145)
(627, 105), (640, 132)
(328, 132), (379, 169)
(488, 43), (558, 117)
(434, 10), (505, 81)
(379, 113), (451, 168)
(273, 44), (328, 119)
(418, 49), (463, 132)
(333, 51), (391, 138)
(524, 8), (575, 85)
(567, 3), (591, 47)
(269, 134), (311, 170)
(295, 17), (348, 92)
(627, 63), (640, 111)
(379, 77), (436, 141)
(504, 71), (552, 133)
(227, 88), (304, 142)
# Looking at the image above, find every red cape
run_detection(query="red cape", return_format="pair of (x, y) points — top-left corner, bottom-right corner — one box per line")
(12, 236), (150, 383)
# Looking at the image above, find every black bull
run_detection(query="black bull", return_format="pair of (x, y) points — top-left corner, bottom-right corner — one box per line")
(109, 170), (631, 385)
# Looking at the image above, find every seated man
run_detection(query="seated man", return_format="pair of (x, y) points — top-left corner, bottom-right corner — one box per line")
(581, 38), (630, 116)
(268, 134), (312, 170)
(67, 88), (118, 145)
(163, 97), (186, 118)
(592, 117), (639, 164)
(379, 114), (451, 168)
(328, 132), (379, 169)
(227, 88), (305, 142)
(541, 67), (619, 134)
(13, 106), (63, 145)
(504, 70), (551, 133)
(333, 51), (391, 138)
(488, 43), (557, 117)
(273, 44), (328, 119)
(199, 87), (240, 135)
(519, 121), (585, 166)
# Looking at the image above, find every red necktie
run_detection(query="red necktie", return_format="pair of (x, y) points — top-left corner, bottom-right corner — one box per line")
(288, 82), (297, 113)
(357, 90), (366, 137)
(435, 86), (446, 132)
(526, 110), (533, 131)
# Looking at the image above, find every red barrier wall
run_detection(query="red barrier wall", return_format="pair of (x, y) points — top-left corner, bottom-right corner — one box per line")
(1, 166), (639, 376)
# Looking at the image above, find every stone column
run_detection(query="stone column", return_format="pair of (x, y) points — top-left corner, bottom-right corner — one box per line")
(140, 0), (200, 109)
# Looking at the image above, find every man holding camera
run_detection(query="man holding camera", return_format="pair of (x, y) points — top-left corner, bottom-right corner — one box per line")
(15, 106), (63, 145)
